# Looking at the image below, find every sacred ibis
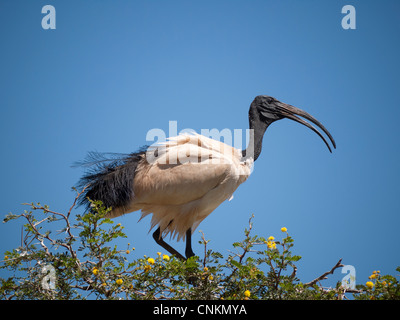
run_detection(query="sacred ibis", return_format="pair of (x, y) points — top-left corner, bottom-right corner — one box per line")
(76, 95), (335, 260)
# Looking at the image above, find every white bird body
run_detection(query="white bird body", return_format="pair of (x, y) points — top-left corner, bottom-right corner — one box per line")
(108, 133), (253, 241)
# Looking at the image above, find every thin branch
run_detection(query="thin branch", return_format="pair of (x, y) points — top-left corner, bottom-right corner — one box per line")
(290, 265), (298, 280)
(199, 231), (208, 268)
(68, 185), (89, 218)
(22, 197), (84, 270)
(304, 258), (344, 287)
(238, 214), (255, 264)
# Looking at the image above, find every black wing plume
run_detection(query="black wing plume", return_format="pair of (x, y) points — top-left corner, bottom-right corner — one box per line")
(74, 147), (148, 210)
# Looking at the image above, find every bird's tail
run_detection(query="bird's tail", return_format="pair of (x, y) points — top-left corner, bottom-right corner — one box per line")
(73, 148), (148, 210)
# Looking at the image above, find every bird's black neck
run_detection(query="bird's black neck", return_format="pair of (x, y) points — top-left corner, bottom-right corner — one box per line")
(241, 107), (272, 162)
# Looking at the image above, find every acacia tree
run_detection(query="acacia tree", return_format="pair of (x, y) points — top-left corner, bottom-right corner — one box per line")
(1, 190), (399, 300)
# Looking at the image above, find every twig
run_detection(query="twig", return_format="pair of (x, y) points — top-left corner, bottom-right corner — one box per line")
(290, 265), (298, 280)
(238, 214), (255, 264)
(304, 258), (344, 287)
(21, 196), (86, 275)
(68, 185), (89, 218)
(199, 231), (208, 268)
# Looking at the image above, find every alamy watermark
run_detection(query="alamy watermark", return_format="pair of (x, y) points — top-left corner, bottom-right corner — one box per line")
(41, 264), (56, 291)
(41, 5), (56, 30)
(40, 4), (357, 33)
(144, 121), (254, 174)
(342, 5), (356, 30)
(341, 265), (356, 290)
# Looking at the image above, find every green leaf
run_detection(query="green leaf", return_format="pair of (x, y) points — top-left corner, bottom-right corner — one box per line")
(230, 260), (242, 269)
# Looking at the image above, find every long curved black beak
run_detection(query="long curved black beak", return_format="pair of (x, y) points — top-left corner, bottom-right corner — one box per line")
(275, 102), (336, 153)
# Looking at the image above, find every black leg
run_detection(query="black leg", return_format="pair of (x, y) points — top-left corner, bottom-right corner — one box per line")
(152, 227), (185, 261)
(185, 228), (195, 259)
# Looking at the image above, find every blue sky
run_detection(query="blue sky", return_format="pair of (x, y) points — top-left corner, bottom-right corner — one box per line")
(1, 1), (399, 291)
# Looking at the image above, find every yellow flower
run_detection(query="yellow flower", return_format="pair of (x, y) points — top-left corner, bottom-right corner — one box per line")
(203, 267), (209, 272)
(116, 223), (121, 227)
(244, 290), (251, 298)
(101, 282), (107, 287)
(366, 281), (374, 289)
(116, 279), (123, 286)
(209, 275), (214, 281)
(144, 265), (151, 272)
(92, 268), (99, 275)
(147, 257), (155, 264)
(267, 241), (277, 250)
(268, 236), (275, 241)
(162, 254), (170, 261)
(157, 252), (162, 256)
(4, 256), (8, 260)
(369, 273), (378, 279)
(126, 250), (130, 254)
(281, 227), (287, 232)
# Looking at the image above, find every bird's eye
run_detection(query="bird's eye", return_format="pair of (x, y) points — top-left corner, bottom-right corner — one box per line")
(267, 98), (274, 104)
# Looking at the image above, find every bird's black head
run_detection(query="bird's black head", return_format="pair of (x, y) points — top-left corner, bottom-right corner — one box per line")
(250, 95), (336, 152)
